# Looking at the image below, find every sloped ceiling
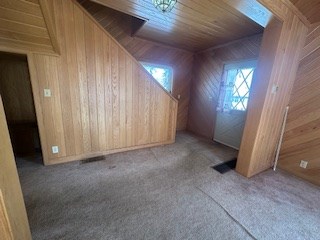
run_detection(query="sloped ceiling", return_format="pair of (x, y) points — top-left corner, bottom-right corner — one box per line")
(0, 0), (57, 54)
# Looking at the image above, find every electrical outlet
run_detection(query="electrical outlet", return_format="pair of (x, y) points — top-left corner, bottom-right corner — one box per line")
(44, 89), (51, 97)
(299, 160), (308, 169)
(271, 84), (279, 94)
(52, 146), (59, 154)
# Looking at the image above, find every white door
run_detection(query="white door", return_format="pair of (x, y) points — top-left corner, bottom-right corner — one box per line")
(214, 60), (256, 149)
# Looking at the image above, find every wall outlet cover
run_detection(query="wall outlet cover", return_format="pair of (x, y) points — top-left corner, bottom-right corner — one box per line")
(52, 146), (59, 154)
(299, 160), (308, 169)
(272, 84), (279, 94)
(44, 89), (51, 97)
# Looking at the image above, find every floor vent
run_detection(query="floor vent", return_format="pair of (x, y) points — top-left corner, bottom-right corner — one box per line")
(81, 156), (105, 164)
(212, 158), (237, 174)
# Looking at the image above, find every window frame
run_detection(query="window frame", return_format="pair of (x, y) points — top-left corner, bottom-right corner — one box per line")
(140, 61), (174, 93)
(218, 59), (257, 113)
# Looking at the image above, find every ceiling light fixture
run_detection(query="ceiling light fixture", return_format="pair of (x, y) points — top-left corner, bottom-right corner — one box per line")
(152, 0), (177, 13)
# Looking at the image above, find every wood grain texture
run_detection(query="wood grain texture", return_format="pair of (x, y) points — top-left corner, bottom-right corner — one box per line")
(29, 0), (178, 164)
(278, 24), (320, 186)
(222, 0), (273, 27)
(236, 18), (283, 176)
(78, 0), (193, 130)
(90, 0), (263, 51)
(187, 34), (262, 139)
(0, 53), (36, 123)
(223, 0), (309, 27)
(0, 0), (56, 54)
(289, 0), (320, 24)
(0, 96), (32, 240)
(39, 0), (60, 54)
(0, 191), (12, 240)
(236, 1), (308, 177)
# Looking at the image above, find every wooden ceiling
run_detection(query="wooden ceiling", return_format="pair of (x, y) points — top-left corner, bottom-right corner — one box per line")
(289, 0), (320, 24)
(89, 0), (264, 51)
(0, 0), (57, 54)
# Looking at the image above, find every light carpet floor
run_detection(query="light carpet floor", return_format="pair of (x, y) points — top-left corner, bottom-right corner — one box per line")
(17, 132), (320, 240)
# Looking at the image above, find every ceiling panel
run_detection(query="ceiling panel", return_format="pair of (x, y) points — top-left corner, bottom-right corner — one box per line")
(0, 0), (56, 53)
(90, 0), (264, 51)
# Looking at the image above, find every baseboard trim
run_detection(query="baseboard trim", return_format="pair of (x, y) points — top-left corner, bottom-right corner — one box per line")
(45, 140), (175, 165)
(213, 139), (240, 150)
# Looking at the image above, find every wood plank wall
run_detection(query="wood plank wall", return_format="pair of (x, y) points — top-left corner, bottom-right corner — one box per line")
(236, 0), (308, 177)
(0, 96), (32, 240)
(0, 0), (56, 54)
(187, 35), (262, 139)
(0, 191), (13, 240)
(289, 0), (320, 24)
(78, 0), (193, 130)
(0, 53), (36, 123)
(278, 24), (320, 186)
(125, 40), (193, 131)
(27, 0), (177, 164)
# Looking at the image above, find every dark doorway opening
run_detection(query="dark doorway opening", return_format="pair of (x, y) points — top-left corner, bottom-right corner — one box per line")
(0, 52), (42, 165)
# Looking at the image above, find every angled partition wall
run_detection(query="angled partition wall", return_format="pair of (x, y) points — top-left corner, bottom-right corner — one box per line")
(0, 0), (178, 165)
(29, 0), (178, 165)
(78, 0), (194, 131)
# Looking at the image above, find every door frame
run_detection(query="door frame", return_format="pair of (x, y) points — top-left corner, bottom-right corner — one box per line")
(213, 58), (258, 147)
(0, 47), (49, 163)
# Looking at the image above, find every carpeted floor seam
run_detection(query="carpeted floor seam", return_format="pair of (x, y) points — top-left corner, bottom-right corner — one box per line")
(195, 186), (257, 240)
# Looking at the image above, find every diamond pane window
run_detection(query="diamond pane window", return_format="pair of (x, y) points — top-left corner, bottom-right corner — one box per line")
(141, 62), (173, 93)
(231, 68), (254, 111)
(217, 60), (256, 112)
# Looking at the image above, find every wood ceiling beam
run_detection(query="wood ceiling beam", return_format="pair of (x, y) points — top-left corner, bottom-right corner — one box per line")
(257, 0), (310, 26)
(221, 0), (273, 27)
(222, 0), (310, 28)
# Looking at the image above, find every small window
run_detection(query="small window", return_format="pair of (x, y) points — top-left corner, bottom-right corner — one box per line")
(141, 62), (173, 93)
(217, 60), (257, 112)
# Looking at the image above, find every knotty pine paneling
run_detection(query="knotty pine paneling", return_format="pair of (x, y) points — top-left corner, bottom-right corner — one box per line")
(187, 34), (262, 139)
(278, 24), (320, 186)
(78, 0), (193, 130)
(0, 0), (57, 54)
(236, 0), (308, 177)
(0, 96), (32, 240)
(29, 0), (178, 164)
(0, 53), (36, 123)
